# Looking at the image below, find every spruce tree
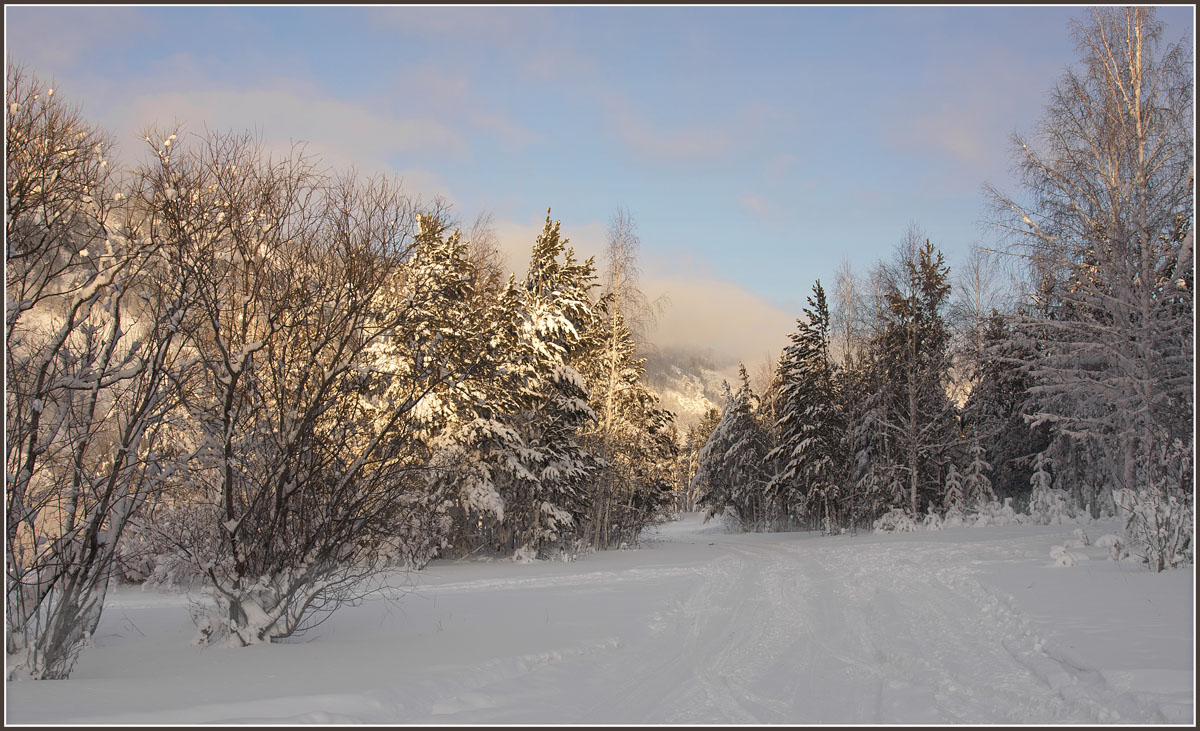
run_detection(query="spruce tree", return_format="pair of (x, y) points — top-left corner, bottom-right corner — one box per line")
(502, 212), (602, 556)
(962, 439), (996, 509)
(679, 408), (722, 512)
(961, 312), (1051, 506)
(874, 237), (959, 516)
(768, 281), (846, 532)
(694, 366), (773, 531)
(943, 463), (964, 514)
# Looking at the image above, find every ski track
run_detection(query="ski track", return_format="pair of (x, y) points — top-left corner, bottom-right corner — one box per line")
(399, 527), (1174, 724)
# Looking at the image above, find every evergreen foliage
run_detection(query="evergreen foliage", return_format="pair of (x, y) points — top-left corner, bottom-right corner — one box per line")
(768, 281), (847, 532)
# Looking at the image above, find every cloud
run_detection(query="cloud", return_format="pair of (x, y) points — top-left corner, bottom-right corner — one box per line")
(738, 193), (777, 220)
(384, 64), (473, 110)
(111, 84), (467, 176)
(382, 66), (539, 150)
(487, 215), (795, 382)
(766, 153), (800, 181)
(472, 113), (541, 149)
(883, 99), (993, 166)
(367, 7), (593, 82)
(368, 6), (542, 42)
(642, 273), (794, 375)
(5, 7), (153, 70)
(602, 95), (734, 164)
(874, 36), (1061, 183)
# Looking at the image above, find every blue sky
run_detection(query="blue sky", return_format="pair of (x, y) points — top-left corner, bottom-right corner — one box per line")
(5, 5), (1194, 370)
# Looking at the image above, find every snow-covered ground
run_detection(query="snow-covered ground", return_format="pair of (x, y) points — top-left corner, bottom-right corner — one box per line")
(5, 513), (1194, 724)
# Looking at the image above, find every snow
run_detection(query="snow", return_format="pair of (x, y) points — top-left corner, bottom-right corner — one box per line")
(5, 513), (1193, 724)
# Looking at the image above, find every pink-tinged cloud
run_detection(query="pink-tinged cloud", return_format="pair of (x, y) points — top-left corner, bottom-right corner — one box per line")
(766, 153), (801, 181)
(738, 193), (777, 219)
(472, 113), (541, 149)
(602, 96), (734, 164)
(884, 99), (992, 165)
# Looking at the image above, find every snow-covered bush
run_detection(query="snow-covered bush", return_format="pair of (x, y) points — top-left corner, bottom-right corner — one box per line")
(941, 506), (966, 528)
(1094, 533), (1128, 561)
(1028, 488), (1081, 524)
(1027, 452), (1080, 524)
(921, 507), (944, 530)
(873, 508), (918, 533)
(1112, 488), (1194, 572)
(6, 70), (195, 679)
(114, 497), (213, 591)
(1049, 544), (1085, 567)
(512, 545), (539, 564)
(380, 486), (455, 571)
(720, 505), (745, 534)
(972, 498), (1025, 527)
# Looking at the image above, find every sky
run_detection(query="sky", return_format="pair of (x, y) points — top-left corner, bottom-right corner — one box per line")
(5, 4), (1195, 372)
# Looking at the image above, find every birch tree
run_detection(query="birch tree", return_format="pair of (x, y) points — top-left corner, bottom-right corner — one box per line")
(986, 7), (1193, 510)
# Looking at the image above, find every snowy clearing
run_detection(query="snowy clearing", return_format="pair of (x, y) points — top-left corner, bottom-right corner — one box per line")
(5, 513), (1194, 724)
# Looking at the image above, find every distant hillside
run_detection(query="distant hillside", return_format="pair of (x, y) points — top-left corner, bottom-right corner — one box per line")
(642, 347), (731, 433)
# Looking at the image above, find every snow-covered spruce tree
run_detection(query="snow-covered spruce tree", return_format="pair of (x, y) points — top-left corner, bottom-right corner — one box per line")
(693, 366), (775, 531)
(493, 213), (602, 559)
(677, 408), (721, 512)
(872, 233), (960, 517)
(986, 7), (1193, 551)
(768, 281), (847, 533)
(1028, 450), (1075, 525)
(962, 439), (997, 509)
(5, 73), (193, 679)
(360, 213), (522, 569)
(942, 463), (965, 516)
(692, 383), (737, 527)
(960, 312), (1051, 508)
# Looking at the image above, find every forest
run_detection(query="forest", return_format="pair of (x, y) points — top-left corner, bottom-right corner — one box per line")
(5, 6), (1193, 682)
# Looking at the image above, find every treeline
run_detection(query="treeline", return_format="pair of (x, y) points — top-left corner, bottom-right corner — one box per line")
(689, 7), (1193, 569)
(5, 66), (676, 678)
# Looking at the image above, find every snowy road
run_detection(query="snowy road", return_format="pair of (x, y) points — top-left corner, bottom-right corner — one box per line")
(5, 514), (1194, 724)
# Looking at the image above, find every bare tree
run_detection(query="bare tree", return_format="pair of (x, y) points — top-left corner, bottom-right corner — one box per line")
(464, 210), (508, 295)
(829, 257), (862, 369)
(123, 129), (485, 645)
(6, 69), (191, 678)
(950, 244), (1014, 369)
